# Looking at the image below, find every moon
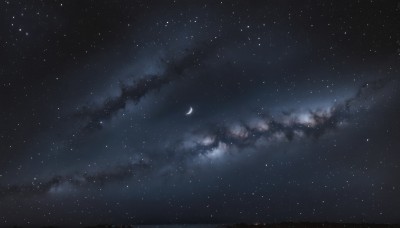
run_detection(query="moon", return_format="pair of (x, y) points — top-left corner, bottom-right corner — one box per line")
(185, 106), (193, 115)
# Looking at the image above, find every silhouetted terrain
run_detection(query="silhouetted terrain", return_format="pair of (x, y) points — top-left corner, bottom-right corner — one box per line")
(8, 222), (400, 228)
(221, 222), (400, 228)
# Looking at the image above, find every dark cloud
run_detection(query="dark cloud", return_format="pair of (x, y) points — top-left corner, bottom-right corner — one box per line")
(344, 76), (396, 111)
(0, 161), (150, 199)
(180, 76), (396, 156)
(75, 39), (223, 133)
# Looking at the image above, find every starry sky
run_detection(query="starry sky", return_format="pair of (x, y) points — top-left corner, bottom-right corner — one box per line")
(1, 0), (400, 226)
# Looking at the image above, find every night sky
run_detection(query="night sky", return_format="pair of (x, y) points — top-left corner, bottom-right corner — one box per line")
(1, 0), (400, 226)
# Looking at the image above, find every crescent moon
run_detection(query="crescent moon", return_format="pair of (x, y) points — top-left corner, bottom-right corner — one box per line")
(185, 107), (193, 115)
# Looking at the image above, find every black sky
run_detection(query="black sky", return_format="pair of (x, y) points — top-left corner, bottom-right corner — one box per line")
(1, 0), (400, 226)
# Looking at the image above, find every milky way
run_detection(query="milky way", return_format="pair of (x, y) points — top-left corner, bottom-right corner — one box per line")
(1, 1), (400, 226)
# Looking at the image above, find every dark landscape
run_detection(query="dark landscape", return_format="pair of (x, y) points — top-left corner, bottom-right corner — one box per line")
(8, 223), (400, 228)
